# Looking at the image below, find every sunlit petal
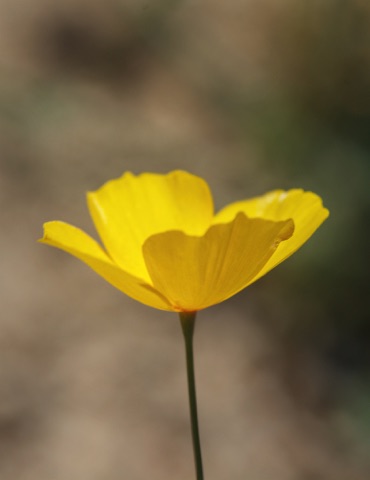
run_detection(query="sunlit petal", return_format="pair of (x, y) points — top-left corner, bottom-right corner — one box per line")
(39, 221), (172, 311)
(214, 189), (329, 278)
(87, 171), (214, 280)
(143, 213), (294, 312)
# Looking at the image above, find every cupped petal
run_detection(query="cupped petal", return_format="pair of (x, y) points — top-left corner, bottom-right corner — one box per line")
(143, 213), (294, 312)
(214, 189), (329, 278)
(87, 170), (214, 281)
(39, 221), (173, 311)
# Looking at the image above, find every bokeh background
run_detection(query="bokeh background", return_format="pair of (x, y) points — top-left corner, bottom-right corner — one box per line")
(0, 1), (369, 479)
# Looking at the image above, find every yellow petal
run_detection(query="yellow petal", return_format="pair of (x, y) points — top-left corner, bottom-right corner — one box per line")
(214, 189), (329, 278)
(143, 213), (294, 312)
(87, 171), (214, 281)
(39, 221), (173, 311)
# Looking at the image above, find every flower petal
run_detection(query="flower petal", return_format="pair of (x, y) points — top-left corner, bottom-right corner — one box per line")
(214, 189), (329, 278)
(87, 171), (214, 280)
(143, 213), (294, 312)
(39, 221), (173, 311)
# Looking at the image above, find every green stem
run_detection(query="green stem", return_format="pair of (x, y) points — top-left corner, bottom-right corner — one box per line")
(179, 312), (204, 480)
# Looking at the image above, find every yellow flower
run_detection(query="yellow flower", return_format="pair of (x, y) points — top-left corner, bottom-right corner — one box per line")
(40, 171), (329, 312)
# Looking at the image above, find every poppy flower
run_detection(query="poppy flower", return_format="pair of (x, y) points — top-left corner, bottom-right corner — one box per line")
(40, 171), (329, 312)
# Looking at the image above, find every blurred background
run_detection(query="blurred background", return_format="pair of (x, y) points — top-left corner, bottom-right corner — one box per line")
(0, 0), (369, 479)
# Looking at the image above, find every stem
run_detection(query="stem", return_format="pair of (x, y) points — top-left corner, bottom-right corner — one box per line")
(179, 311), (204, 480)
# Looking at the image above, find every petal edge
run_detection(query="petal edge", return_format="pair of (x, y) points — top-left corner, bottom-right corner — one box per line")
(40, 221), (173, 311)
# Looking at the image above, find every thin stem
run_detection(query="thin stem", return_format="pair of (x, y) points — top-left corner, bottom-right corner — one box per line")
(179, 311), (204, 480)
